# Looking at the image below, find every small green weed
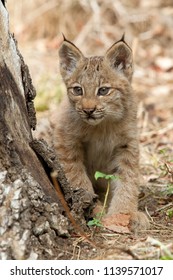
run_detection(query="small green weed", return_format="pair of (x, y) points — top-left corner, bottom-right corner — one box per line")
(165, 183), (173, 196)
(166, 208), (173, 219)
(160, 255), (173, 260)
(87, 171), (119, 228)
(87, 217), (103, 227)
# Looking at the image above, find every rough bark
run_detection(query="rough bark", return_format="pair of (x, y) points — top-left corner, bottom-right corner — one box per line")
(0, 1), (70, 260)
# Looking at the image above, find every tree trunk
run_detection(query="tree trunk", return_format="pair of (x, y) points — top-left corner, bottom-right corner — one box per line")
(0, 1), (94, 260)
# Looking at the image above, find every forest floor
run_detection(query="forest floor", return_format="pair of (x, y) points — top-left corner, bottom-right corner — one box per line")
(8, 0), (173, 259)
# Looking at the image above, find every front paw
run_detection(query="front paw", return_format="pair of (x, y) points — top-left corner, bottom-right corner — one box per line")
(129, 211), (150, 232)
(72, 188), (97, 209)
(80, 189), (98, 208)
(102, 211), (149, 233)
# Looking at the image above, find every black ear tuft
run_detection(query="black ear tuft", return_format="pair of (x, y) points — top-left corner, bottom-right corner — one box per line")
(120, 33), (125, 42)
(62, 33), (67, 41)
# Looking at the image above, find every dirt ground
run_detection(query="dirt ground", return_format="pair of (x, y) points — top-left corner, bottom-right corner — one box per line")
(7, 0), (173, 259)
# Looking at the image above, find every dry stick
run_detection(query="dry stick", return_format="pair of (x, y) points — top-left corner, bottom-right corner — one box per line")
(155, 202), (173, 213)
(16, 0), (59, 36)
(141, 122), (173, 138)
(50, 171), (97, 248)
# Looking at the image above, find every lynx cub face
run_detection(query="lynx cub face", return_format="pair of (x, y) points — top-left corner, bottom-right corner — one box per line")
(55, 36), (149, 232)
(59, 37), (133, 125)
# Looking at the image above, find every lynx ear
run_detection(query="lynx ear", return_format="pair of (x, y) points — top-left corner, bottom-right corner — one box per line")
(105, 36), (133, 81)
(59, 37), (84, 79)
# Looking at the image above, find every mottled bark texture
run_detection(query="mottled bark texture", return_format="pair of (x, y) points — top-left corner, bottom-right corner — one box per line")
(0, 1), (93, 260)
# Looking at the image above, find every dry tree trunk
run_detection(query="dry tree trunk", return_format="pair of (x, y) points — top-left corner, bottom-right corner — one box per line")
(0, 0), (69, 260)
(0, 1), (94, 260)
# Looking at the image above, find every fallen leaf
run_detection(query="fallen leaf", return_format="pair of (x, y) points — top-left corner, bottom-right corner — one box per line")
(102, 214), (131, 234)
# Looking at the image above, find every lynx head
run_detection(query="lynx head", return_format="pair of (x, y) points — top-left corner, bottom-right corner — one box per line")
(59, 35), (134, 125)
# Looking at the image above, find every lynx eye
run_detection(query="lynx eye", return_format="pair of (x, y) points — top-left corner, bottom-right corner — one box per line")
(97, 87), (110, 96)
(73, 86), (83, 96)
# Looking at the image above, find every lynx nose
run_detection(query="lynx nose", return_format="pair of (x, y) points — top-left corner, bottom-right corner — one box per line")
(83, 108), (95, 115)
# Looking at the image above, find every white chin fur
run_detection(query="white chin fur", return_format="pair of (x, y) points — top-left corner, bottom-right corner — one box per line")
(83, 117), (103, 125)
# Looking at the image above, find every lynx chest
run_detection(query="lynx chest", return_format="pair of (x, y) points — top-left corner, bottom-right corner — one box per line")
(82, 126), (122, 176)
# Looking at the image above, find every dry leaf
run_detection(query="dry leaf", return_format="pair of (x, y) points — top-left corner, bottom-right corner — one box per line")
(102, 214), (131, 234)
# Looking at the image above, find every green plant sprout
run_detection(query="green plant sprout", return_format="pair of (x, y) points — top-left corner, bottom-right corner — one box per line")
(87, 171), (119, 227)
(166, 208), (173, 219)
(165, 183), (173, 196)
(87, 216), (102, 227)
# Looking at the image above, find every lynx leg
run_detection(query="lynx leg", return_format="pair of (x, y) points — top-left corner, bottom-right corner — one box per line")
(107, 177), (149, 231)
(107, 143), (149, 231)
(53, 123), (96, 205)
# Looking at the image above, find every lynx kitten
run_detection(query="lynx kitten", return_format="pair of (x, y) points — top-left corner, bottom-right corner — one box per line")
(54, 36), (149, 231)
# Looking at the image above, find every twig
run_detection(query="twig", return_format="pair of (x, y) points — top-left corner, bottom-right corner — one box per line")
(123, 248), (140, 260)
(155, 202), (173, 213)
(15, 0), (59, 35)
(75, 15), (95, 47)
(51, 171), (97, 248)
(145, 206), (154, 222)
(147, 237), (173, 259)
(140, 122), (173, 138)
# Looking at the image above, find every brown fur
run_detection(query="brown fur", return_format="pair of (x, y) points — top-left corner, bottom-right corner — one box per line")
(53, 37), (149, 231)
